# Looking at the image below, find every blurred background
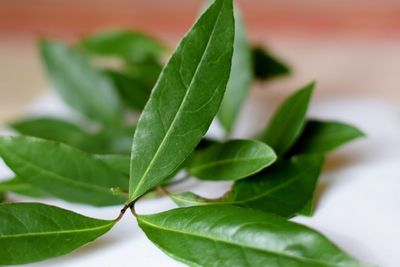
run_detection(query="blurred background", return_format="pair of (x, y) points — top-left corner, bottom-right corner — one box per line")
(1, 0), (400, 122)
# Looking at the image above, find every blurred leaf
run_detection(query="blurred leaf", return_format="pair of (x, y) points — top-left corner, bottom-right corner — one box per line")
(187, 140), (276, 181)
(124, 58), (163, 87)
(40, 40), (122, 123)
(80, 29), (167, 62)
(138, 205), (366, 267)
(0, 177), (49, 198)
(258, 83), (314, 155)
(0, 203), (115, 265)
(10, 117), (99, 153)
(129, 0), (235, 201)
(0, 136), (128, 206)
(95, 154), (130, 176)
(252, 46), (291, 81)
(218, 8), (252, 133)
(106, 70), (152, 110)
(95, 125), (135, 154)
(289, 120), (365, 155)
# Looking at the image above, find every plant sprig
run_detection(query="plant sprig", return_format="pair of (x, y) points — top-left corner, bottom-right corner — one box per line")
(0, 0), (367, 266)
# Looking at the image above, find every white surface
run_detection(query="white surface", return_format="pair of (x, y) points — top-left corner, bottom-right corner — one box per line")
(1, 91), (400, 267)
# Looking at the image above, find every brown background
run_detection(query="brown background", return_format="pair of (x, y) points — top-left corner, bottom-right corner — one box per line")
(1, 0), (400, 122)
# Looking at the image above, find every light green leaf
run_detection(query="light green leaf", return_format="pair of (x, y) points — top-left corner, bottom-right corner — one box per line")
(138, 205), (366, 267)
(187, 139), (276, 181)
(289, 120), (365, 155)
(9, 117), (99, 153)
(172, 154), (324, 218)
(0, 136), (127, 206)
(95, 154), (130, 176)
(252, 46), (291, 81)
(259, 82), (315, 155)
(218, 8), (252, 133)
(80, 29), (167, 62)
(129, 0), (235, 201)
(0, 176), (49, 198)
(40, 40), (122, 123)
(0, 203), (114, 265)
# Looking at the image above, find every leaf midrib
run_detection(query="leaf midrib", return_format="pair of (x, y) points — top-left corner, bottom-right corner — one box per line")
(229, 165), (316, 205)
(189, 156), (274, 174)
(130, 0), (227, 199)
(0, 222), (113, 239)
(5, 147), (118, 196)
(139, 217), (338, 267)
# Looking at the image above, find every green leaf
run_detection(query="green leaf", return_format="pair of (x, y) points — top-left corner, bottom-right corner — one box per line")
(172, 155), (324, 218)
(124, 58), (163, 88)
(95, 154), (130, 176)
(289, 120), (365, 155)
(187, 139), (276, 181)
(95, 124), (135, 154)
(227, 154), (324, 217)
(106, 70), (152, 110)
(80, 29), (167, 62)
(0, 177), (49, 198)
(0, 192), (5, 202)
(298, 199), (315, 216)
(0, 136), (127, 206)
(252, 46), (291, 81)
(138, 205), (365, 267)
(259, 83), (315, 155)
(40, 40), (122, 123)
(129, 0), (235, 201)
(9, 117), (99, 153)
(218, 8), (252, 133)
(0, 203), (114, 265)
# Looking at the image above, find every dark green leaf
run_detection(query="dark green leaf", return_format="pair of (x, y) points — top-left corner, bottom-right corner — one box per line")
(129, 0), (235, 201)
(252, 46), (291, 81)
(138, 205), (365, 267)
(80, 29), (167, 62)
(124, 58), (163, 88)
(227, 154), (324, 217)
(172, 154), (324, 218)
(0, 203), (114, 265)
(0, 192), (4, 202)
(106, 70), (152, 110)
(40, 40), (122, 123)
(0, 176), (49, 198)
(9, 117), (99, 153)
(298, 199), (315, 216)
(289, 120), (365, 155)
(95, 154), (130, 176)
(259, 83), (314, 155)
(218, 8), (252, 133)
(0, 136), (127, 206)
(187, 139), (276, 181)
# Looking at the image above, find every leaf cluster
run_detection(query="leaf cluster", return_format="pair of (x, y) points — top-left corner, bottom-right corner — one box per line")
(0, 0), (367, 266)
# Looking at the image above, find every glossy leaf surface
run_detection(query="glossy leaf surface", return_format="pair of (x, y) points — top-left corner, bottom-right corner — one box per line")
(0, 203), (114, 265)
(129, 0), (235, 201)
(187, 139), (276, 181)
(259, 83), (314, 155)
(252, 46), (291, 80)
(80, 29), (166, 62)
(172, 155), (324, 218)
(290, 120), (365, 155)
(40, 40), (122, 123)
(138, 205), (365, 267)
(0, 136), (127, 206)
(218, 8), (252, 133)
